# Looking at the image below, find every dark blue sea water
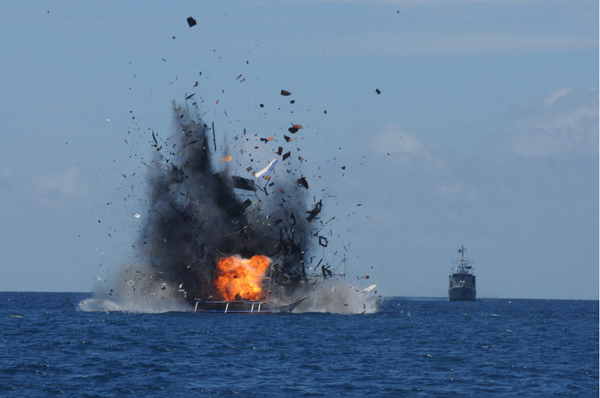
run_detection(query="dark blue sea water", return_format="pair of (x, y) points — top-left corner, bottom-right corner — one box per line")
(1, 292), (597, 397)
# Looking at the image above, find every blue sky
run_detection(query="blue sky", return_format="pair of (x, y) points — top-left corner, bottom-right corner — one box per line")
(0, 1), (597, 299)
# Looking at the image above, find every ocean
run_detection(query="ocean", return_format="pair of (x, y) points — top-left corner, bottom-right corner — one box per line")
(1, 292), (597, 397)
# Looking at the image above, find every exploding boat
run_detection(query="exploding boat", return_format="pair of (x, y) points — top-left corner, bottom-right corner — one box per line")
(448, 245), (476, 301)
(130, 102), (362, 314)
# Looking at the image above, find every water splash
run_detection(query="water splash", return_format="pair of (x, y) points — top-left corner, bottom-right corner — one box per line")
(293, 278), (381, 315)
(79, 262), (191, 313)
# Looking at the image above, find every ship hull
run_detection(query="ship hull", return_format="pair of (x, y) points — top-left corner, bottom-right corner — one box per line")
(448, 287), (476, 301)
(190, 297), (306, 313)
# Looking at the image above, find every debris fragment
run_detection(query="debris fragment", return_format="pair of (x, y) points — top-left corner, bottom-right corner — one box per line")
(376, 89), (381, 94)
(254, 159), (278, 179)
(307, 200), (322, 221)
(284, 135), (294, 142)
(186, 93), (195, 100)
(232, 176), (256, 191)
(241, 199), (252, 209)
(296, 177), (309, 189)
(187, 17), (197, 27)
(260, 137), (274, 143)
(281, 90), (291, 96)
(220, 156), (233, 162)
(318, 236), (328, 247)
(282, 151), (291, 161)
(288, 127), (299, 134)
(182, 140), (199, 148)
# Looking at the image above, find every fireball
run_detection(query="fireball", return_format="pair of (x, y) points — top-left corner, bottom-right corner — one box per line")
(214, 255), (270, 301)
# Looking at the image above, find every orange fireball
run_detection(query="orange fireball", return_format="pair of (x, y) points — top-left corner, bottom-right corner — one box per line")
(214, 255), (270, 301)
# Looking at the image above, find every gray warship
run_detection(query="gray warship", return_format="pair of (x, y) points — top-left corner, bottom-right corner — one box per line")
(448, 246), (476, 301)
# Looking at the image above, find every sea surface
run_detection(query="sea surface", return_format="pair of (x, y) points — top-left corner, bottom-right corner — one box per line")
(1, 292), (597, 397)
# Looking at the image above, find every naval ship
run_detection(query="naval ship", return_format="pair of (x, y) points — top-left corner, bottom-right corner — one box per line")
(448, 246), (476, 301)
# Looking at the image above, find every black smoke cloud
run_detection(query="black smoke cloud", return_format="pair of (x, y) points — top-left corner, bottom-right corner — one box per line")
(137, 102), (318, 300)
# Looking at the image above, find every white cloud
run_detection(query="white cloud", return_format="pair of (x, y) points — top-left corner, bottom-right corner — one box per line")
(371, 126), (426, 157)
(507, 87), (599, 157)
(32, 166), (90, 207)
(545, 87), (573, 105)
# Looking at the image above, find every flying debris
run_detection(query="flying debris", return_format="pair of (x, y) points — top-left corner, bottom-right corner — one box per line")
(306, 200), (322, 221)
(254, 159), (278, 179)
(187, 17), (197, 27)
(296, 176), (309, 189)
(288, 123), (303, 134)
(375, 88), (381, 94)
(321, 264), (333, 278)
(281, 90), (291, 96)
(220, 156), (233, 162)
(232, 176), (256, 191)
(318, 236), (328, 247)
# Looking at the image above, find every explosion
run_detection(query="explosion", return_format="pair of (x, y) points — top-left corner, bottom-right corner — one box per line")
(80, 97), (380, 314)
(122, 101), (314, 303)
(214, 255), (270, 301)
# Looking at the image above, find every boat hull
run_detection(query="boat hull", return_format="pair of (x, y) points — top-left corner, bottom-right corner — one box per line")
(190, 297), (307, 313)
(448, 287), (476, 301)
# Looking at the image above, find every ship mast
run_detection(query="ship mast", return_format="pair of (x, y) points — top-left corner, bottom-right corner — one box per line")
(455, 245), (473, 274)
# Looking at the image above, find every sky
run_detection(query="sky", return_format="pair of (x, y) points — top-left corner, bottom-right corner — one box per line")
(0, 0), (597, 299)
